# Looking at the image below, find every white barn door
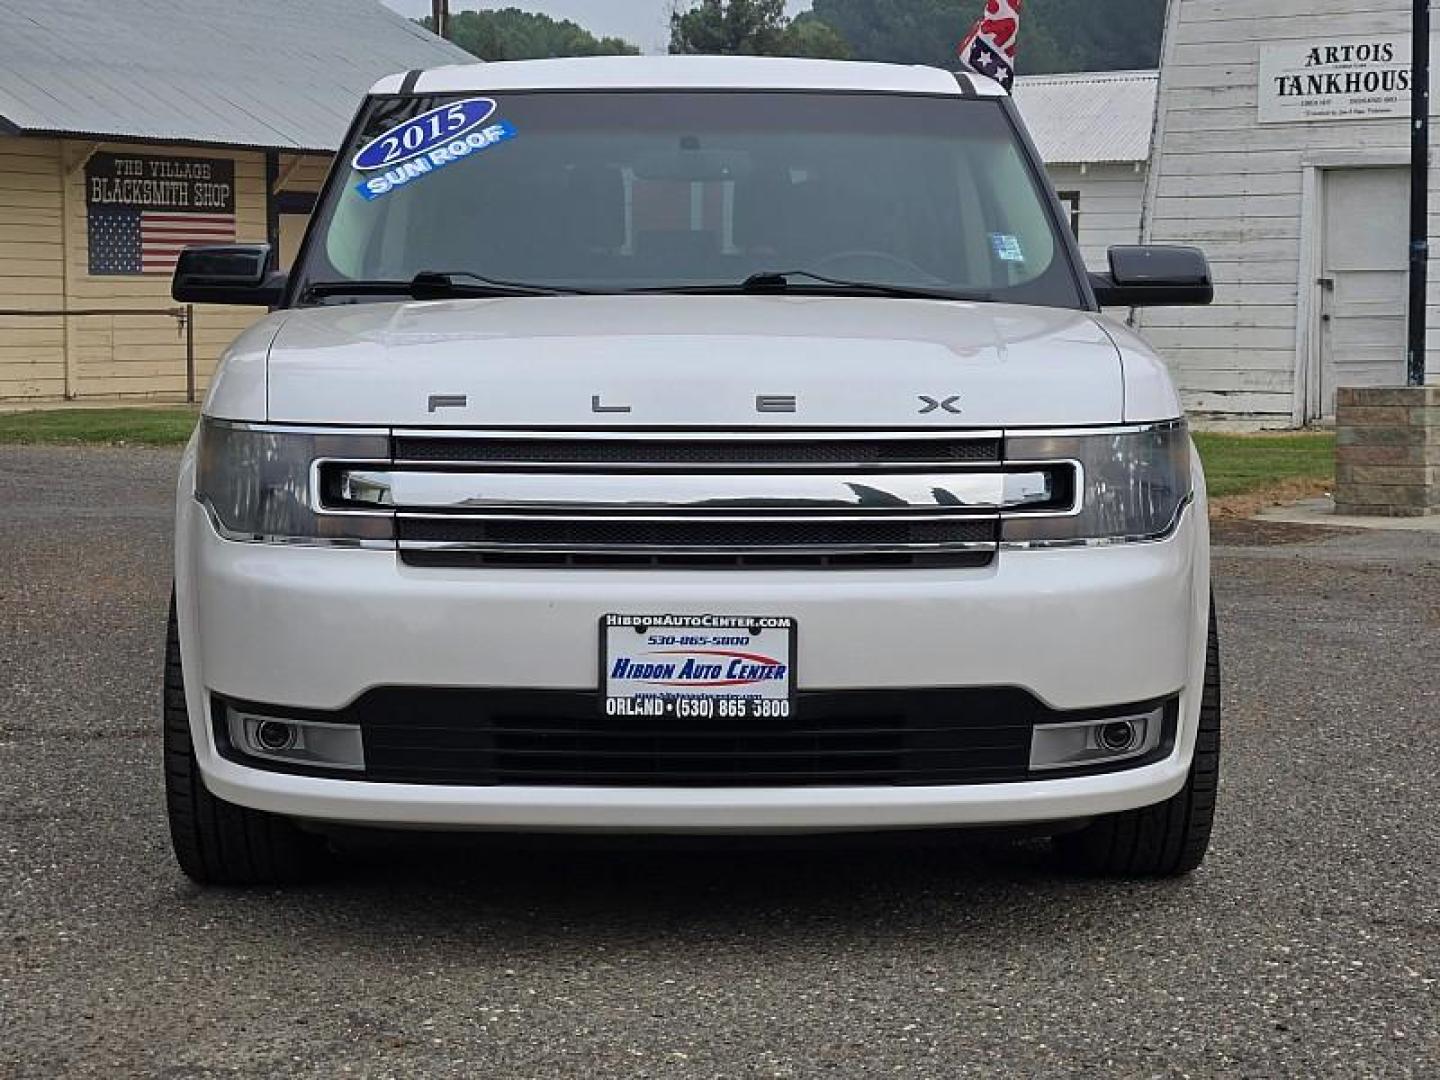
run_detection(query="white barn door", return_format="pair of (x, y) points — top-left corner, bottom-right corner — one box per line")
(1317, 168), (1409, 417)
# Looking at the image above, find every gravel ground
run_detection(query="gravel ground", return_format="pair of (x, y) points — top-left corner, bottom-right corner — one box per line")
(1, 445), (1437, 1078)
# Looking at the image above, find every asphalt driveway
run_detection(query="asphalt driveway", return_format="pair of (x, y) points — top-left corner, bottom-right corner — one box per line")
(1, 445), (1437, 1078)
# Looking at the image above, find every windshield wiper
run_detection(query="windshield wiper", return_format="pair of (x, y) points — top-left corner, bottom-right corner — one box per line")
(301, 271), (597, 303)
(623, 271), (990, 302)
(300, 269), (991, 303)
(738, 270), (992, 302)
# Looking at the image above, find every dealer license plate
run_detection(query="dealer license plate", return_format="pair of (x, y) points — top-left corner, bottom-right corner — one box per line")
(601, 614), (796, 720)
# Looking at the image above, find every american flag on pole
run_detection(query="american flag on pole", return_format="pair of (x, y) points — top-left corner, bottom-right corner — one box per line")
(87, 208), (236, 276)
(959, 0), (1023, 92)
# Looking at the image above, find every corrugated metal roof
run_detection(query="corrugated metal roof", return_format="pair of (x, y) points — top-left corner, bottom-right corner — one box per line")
(0, 0), (472, 152)
(1012, 69), (1158, 165)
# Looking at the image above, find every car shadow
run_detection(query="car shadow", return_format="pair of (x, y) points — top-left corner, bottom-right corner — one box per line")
(170, 831), (1200, 955)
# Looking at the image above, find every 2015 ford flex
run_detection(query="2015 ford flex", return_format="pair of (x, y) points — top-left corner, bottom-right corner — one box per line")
(165, 57), (1219, 886)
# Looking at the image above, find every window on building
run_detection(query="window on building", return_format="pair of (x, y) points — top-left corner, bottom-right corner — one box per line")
(1056, 191), (1081, 242)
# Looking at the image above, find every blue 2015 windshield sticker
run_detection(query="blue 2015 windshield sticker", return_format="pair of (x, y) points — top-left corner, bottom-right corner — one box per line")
(353, 98), (500, 171)
(354, 121), (517, 201)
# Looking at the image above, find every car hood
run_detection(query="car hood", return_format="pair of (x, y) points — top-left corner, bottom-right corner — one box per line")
(262, 295), (1124, 428)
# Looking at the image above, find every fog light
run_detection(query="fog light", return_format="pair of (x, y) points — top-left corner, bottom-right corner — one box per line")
(227, 707), (365, 771)
(254, 720), (298, 752)
(1098, 721), (1139, 753)
(1029, 706), (1164, 772)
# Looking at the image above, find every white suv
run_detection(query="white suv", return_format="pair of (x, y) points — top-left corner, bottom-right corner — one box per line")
(165, 57), (1219, 886)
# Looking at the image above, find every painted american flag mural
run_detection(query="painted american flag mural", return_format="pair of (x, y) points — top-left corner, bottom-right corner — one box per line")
(85, 153), (237, 276)
(88, 209), (237, 275)
(959, 0), (1023, 92)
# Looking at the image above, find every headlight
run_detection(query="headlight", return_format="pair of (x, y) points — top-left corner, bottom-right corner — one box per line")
(196, 419), (393, 545)
(1002, 421), (1193, 545)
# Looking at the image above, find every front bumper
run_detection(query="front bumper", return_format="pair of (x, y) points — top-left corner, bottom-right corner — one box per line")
(197, 752), (1196, 834)
(175, 462), (1211, 832)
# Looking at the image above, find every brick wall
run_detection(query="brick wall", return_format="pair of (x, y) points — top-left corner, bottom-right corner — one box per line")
(1335, 387), (1440, 517)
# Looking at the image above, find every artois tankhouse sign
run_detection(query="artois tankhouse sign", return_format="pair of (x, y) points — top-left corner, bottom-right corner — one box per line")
(1259, 36), (1416, 124)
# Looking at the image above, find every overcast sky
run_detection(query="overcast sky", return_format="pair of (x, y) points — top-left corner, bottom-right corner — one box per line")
(383, 1), (812, 55)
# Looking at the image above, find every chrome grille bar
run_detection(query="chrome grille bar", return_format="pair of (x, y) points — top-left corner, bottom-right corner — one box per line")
(333, 469), (1059, 516)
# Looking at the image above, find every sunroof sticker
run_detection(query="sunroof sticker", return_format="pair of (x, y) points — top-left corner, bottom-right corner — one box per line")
(354, 113), (518, 202)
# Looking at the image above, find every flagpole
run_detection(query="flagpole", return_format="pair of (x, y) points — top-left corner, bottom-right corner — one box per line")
(1408, 0), (1430, 387)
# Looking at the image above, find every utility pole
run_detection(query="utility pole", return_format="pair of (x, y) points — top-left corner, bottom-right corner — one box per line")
(431, 0), (449, 40)
(1408, 0), (1430, 386)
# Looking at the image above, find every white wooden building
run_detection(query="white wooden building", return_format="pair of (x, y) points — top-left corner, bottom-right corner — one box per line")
(1141, 0), (1439, 428)
(1013, 70), (1158, 270)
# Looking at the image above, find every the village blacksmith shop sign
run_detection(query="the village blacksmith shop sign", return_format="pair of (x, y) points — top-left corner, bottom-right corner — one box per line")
(1259, 37), (1414, 124)
(85, 153), (236, 275)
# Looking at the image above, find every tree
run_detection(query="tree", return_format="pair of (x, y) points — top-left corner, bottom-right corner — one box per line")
(800, 0), (1165, 75)
(669, 0), (789, 55)
(669, 0), (851, 59)
(421, 8), (638, 61)
(781, 18), (853, 60)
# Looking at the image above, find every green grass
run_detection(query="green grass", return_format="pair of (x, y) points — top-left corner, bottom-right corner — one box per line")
(0, 408), (199, 447)
(1194, 432), (1335, 500)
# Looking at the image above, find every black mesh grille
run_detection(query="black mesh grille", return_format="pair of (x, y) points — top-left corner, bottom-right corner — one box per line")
(393, 435), (1002, 468)
(357, 688), (1042, 786)
(399, 516), (997, 550)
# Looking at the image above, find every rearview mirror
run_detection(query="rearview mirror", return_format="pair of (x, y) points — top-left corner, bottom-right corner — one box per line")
(172, 244), (287, 306)
(1089, 245), (1213, 308)
(632, 148), (753, 183)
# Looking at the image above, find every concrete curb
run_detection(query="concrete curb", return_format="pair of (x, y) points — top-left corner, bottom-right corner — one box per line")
(1257, 496), (1440, 532)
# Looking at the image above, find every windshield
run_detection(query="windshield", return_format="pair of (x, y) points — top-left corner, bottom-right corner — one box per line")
(295, 91), (1083, 307)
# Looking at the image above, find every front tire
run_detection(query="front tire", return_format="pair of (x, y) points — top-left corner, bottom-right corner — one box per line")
(163, 594), (327, 886)
(1054, 599), (1222, 878)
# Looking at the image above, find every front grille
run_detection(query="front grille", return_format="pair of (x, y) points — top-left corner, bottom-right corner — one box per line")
(360, 688), (1041, 786)
(399, 517), (996, 549)
(397, 517), (998, 569)
(393, 434), (1003, 468)
(215, 690), (1180, 788)
(320, 431), (1066, 570)
(401, 550), (993, 569)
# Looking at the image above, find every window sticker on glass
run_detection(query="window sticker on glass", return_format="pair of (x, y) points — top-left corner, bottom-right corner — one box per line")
(353, 98), (518, 202)
(990, 233), (1026, 263)
(354, 98), (500, 171)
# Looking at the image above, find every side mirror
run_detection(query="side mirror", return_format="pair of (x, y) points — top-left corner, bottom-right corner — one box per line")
(1089, 245), (1213, 307)
(172, 244), (287, 306)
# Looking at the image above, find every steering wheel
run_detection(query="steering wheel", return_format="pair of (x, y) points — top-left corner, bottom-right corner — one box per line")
(809, 249), (941, 283)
